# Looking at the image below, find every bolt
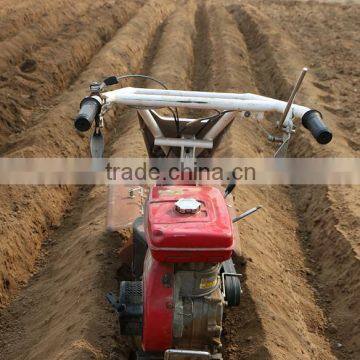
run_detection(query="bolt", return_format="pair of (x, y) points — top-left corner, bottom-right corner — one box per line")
(166, 301), (174, 309)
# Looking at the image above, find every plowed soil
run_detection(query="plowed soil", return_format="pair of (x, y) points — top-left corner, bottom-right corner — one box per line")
(0, 0), (359, 359)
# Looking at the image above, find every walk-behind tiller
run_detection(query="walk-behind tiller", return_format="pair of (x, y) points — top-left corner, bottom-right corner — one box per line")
(74, 70), (332, 359)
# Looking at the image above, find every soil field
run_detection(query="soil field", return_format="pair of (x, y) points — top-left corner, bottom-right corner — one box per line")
(0, 0), (359, 359)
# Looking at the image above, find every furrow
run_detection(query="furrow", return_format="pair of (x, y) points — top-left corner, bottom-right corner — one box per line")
(0, 0), (176, 308)
(203, 2), (337, 359)
(143, 0), (197, 91)
(110, 0), (198, 158)
(230, 3), (360, 358)
(0, 0), (102, 63)
(0, 0), (142, 144)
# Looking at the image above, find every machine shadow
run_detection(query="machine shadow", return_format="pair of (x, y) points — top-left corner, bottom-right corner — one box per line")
(222, 254), (271, 360)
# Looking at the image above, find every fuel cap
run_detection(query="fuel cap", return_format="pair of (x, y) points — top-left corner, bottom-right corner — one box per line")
(175, 198), (201, 214)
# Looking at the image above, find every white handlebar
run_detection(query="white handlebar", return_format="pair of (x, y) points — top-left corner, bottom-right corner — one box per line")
(102, 87), (310, 119)
(74, 83), (332, 159)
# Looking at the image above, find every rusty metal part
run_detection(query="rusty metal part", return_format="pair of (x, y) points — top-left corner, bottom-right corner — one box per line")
(107, 185), (146, 230)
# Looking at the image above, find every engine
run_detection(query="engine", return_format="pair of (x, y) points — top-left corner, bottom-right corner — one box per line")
(113, 185), (241, 360)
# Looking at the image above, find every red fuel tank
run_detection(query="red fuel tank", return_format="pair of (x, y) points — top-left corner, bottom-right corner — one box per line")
(145, 186), (234, 263)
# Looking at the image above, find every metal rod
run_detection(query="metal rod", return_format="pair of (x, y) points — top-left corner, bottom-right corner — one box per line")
(137, 109), (168, 154)
(103, 89), (311, 118)
(232, 206), (262, 223)
(279, 67), (308, 127)
(203, 112), (235, 141)
(132, 87), (292, 102)
(154, 137), (213, 149)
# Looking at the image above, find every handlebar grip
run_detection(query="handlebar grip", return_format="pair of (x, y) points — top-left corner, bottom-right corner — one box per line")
(302, 110), (332, 144)
(74, 97), (101, 132)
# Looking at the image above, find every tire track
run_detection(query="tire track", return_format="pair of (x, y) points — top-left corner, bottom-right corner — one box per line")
(230, 3), (360, 358)
(0, 0), (176, 308)
(0, 0), (142, 144)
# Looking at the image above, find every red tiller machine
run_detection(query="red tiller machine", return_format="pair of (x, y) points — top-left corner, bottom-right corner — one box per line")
(74, 71), (332, 359)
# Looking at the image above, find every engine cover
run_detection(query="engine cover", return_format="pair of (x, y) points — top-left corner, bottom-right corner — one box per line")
(145, 186), (234, 263)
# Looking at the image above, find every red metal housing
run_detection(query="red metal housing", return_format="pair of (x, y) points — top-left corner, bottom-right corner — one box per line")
(142, 252), (174, 351)
(145, 185), (234, 263)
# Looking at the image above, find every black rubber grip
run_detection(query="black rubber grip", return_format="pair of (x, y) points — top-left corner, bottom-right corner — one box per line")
(302, 110), (332, 144)
(74, 97), (101, 132)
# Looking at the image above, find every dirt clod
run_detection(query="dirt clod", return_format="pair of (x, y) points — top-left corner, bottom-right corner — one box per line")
(19, 59), (37, 73)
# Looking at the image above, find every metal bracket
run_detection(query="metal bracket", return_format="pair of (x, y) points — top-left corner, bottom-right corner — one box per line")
(274, 133), (291, 158)
(90, 127), (104, 158)
(128, 186), (144, 199)
(105, 292), (120, 313)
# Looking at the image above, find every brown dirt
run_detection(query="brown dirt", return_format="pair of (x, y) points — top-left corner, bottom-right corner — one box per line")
(0, 0), (359, 359)
(228, 3), (360, 358)
(0, 0), (143, 144)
